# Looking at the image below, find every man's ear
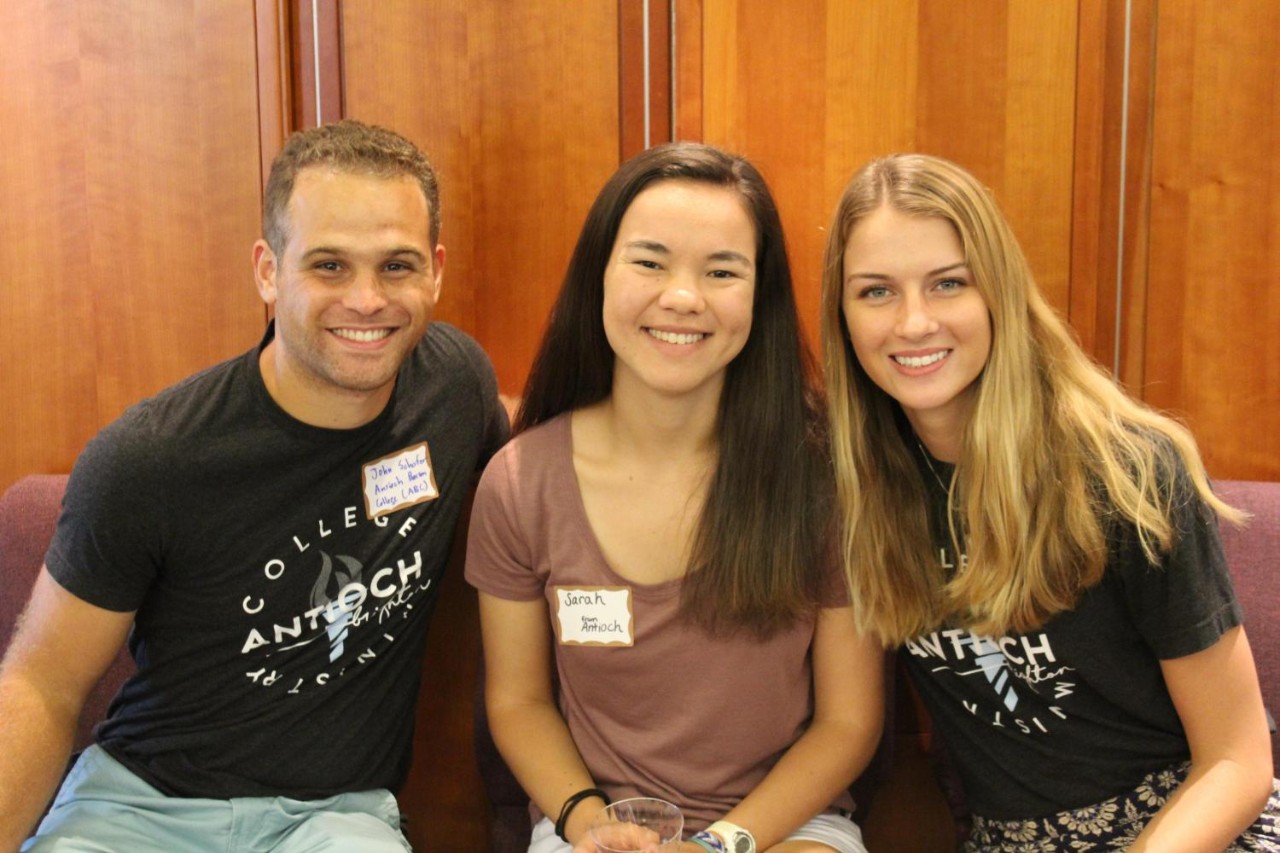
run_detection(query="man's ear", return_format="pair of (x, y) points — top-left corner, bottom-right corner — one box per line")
(430, 243), (446, 302)
(252, 239), (278, 306)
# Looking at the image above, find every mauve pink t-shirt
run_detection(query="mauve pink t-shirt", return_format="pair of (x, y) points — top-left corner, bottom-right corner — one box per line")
(465, 414), (853, 831)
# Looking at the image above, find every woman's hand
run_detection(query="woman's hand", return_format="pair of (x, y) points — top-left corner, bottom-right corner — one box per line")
(569, 822), (665, 852)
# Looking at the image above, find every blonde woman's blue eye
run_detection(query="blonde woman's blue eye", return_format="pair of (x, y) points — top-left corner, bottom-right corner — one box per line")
(937, 278), (965, 291)
(860, 285), (890, 299)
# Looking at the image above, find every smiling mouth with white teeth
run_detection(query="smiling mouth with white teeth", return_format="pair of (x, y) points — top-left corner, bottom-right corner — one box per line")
(647, 328), (707, 345)
(893, 350), (949, 368)
(332, 328), (393, 343)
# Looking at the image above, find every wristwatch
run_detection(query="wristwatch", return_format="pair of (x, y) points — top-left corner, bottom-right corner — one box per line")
(706, 820), (756, 853)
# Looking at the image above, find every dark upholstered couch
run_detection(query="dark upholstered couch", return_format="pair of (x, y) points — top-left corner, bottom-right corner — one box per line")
(0, 475), (136, 752)
(2, 475), (1277, 851)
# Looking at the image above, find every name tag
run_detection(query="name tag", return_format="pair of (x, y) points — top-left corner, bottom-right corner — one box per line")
(362, 443), (439, 519)
(554, 586), (633, 646)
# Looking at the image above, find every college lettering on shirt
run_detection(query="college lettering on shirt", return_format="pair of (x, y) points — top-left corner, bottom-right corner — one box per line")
(235, 447), (440, 697)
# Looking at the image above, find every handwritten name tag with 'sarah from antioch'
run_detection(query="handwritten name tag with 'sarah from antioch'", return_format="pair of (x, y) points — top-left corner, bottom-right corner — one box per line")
(362, 443), (439, 520)
(555, 586), (633, 646)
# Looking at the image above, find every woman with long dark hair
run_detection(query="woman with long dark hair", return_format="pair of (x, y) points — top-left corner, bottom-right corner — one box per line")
(467, 142), (884, 853)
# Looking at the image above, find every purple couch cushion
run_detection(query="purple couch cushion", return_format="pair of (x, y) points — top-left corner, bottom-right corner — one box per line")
(1215, 480), (1280, 771)
(0, 474), (135, 751)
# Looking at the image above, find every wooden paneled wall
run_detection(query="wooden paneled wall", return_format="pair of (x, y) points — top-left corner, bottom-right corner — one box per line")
(680, 0), (1278, 481)
(7, 1), (1272, 491)
(341, 1), (624, 398)
(0, 1), (272, 495)
(685, 0), (1080, 351)
(1139, 0), (1280, 479)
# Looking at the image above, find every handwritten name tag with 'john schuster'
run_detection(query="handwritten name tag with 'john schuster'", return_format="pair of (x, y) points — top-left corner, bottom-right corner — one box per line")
(362, 443), (439, 519)
(554, 586), (633, 646)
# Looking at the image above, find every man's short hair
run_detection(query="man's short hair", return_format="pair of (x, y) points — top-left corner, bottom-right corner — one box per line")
(262, 119), (441, 255)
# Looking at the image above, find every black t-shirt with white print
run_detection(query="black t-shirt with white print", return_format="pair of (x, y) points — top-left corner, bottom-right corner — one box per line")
(901, 446), (1241, 819)
(46, 321), (508, 801)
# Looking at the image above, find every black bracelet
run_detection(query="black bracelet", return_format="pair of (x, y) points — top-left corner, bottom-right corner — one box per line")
(554, 787), (611, 842)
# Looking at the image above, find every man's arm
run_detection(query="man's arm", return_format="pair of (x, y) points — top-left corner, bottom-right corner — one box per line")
(0, 567), (134, 849)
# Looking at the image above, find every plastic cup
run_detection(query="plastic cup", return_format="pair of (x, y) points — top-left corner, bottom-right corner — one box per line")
(586, 797), (683, 852)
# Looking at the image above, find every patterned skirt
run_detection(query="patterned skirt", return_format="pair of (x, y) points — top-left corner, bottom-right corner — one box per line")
(963, 763), (1280, 852)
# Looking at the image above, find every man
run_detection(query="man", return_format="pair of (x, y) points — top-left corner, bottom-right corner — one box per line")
(0, 120), (508, 851)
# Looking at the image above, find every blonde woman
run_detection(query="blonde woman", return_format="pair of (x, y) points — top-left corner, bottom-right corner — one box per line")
(821, 153), (1278, 851)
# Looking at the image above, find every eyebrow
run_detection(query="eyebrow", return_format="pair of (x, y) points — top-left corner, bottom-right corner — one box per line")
(301, 245), (430, 262)
(623, 240), (752, 267)
(845, 261), (968, 283)
(708, 249), (753, 266)
(623, 239), (669, 254)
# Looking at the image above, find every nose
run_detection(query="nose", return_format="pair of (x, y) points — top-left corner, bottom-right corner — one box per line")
(895, 290), (938, 339)
(343, 270), (389, 315)
(656, 274), (706, 314)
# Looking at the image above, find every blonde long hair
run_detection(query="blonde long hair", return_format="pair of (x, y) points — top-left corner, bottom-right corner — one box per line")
(820, 154), (1242, 645)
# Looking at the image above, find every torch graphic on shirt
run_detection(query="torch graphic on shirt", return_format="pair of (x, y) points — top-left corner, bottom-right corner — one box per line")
(972, 637), (1020, 712)
(310, 552), (365, 663)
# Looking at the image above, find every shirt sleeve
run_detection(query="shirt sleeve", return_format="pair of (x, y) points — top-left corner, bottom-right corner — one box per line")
(45, 411), (167, 612)
(1116, 455), (1242, 660)
(464, 444), (545, 602)
(470, 340), (510, 468)
(444, 322), (510, 470)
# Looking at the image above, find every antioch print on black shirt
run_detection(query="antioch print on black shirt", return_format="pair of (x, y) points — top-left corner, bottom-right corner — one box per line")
(903, 450), (1237, 819)
(903, 450), (1280, 850)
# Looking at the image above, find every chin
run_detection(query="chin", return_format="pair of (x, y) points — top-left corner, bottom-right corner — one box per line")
(323, 365), (400, 395)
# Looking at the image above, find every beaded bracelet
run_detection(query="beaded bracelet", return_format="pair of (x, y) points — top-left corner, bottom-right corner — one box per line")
(554, 787), (611, 843)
